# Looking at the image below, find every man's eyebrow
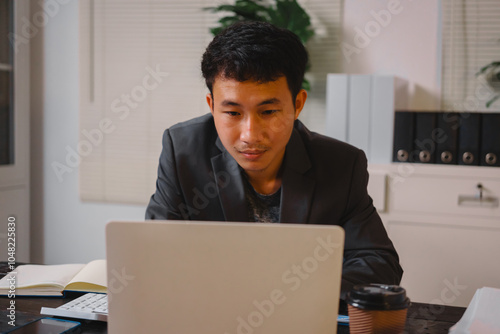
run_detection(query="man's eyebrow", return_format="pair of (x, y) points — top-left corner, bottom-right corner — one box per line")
(220, 98), (281, 107)
(220, 100), (241, 107)
(257, 98), (281, 106)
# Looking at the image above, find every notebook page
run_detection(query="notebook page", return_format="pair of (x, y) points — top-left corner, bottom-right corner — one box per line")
(0, 264), (85, 289)
(65, 259), (107, 293)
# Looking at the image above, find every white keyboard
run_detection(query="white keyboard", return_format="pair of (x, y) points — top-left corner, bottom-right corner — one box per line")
(40, 293), (108, 322)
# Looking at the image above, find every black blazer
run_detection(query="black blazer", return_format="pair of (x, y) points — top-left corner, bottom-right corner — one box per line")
(146, 113), (403, 299)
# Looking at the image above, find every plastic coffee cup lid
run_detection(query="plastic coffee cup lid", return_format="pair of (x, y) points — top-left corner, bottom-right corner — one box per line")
(347, 284), (411, 311)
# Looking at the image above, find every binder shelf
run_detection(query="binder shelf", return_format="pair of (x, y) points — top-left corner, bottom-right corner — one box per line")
(393, 111), (500, 167)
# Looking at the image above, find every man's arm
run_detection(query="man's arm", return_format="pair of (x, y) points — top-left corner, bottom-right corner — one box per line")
(340, 150), (403, 300)
(146, 129), (186, 220)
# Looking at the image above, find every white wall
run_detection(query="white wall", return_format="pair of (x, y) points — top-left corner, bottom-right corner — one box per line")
(341, 0), (441, 111)
(31, 0), (146, 264)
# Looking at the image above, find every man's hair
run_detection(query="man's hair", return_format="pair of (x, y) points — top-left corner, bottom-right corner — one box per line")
(201, 21), (308, 100)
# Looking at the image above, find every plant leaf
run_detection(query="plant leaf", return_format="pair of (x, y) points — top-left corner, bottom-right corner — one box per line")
(301, 78), (310, 91)
(206, 1), (270, 22)
(274, 0), (314, 43)
(217, 16), (241, 27)
(204, 0), (316, 91)
(476, 61), (500, 76)
(486, 94), (500, 108)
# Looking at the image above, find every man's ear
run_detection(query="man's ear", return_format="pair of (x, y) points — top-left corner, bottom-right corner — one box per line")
(294, 89), (308, 120)
(206, 93), (214, 114)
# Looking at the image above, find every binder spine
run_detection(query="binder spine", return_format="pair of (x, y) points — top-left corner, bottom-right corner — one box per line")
(458, 113), (481, 166)
(326, 74), (349, 142)
(436, 112), (459, 165)
(393, 111), (415, 163)
(480, 113), (500, 167)
(370, 76), (396, 164)
(348, 75), (371, 158)
(414, 112), (437, 164)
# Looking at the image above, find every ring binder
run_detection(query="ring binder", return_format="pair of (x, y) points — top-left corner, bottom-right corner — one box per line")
(480, 113), (500, 167)
(393, 111), (415, 163)
(458, 113), (481, 166)
(436, 112), (458, 164)
(414, 112), (437, 164)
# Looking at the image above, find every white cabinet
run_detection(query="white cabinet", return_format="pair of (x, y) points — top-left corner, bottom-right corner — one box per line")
(0, 0), (30, 262)
(368, 163), (500, 307)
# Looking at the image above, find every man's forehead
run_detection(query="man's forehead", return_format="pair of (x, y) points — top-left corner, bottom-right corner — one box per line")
(213, 75), (282, 87)
(215, 72), (283, 84)
(212, 76), (291, 103)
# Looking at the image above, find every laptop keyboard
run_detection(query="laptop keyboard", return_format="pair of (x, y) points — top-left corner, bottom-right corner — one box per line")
(40, 293), (108, 322)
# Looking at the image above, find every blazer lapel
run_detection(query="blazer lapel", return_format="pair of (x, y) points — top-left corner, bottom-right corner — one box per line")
(211, 137), (248, 222)
(280, 128), (315, 224)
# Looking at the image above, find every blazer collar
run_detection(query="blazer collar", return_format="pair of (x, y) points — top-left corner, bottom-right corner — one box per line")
(211, 137), (248, 222)
(211, 124), (315, 223)
(279, 126), (315, 224)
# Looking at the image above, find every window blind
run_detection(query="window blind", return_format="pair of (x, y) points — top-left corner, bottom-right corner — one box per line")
(441, 0), (500, 112)
(78, 0), (343, 204)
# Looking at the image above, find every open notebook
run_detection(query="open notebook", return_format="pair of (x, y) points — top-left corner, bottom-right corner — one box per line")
(0, 259), (106, 296)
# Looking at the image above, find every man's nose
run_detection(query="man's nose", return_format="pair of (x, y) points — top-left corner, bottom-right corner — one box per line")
(240, 115), (263, 144)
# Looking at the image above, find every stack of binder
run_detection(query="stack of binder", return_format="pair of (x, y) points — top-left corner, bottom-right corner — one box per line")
(393, 111), (500, 167)
(325, 74), (499, 168)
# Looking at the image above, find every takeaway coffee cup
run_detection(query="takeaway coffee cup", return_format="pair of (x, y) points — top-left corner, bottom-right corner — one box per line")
(346, 284), (410, 334)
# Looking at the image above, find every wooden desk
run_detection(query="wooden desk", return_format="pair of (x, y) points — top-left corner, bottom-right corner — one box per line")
(0, 263), (465, 333)
(0, 295), (465, 333)
(0, 294), (106, 333)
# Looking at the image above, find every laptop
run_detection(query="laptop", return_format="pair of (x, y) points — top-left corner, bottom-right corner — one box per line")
(105, 221), (344, 334)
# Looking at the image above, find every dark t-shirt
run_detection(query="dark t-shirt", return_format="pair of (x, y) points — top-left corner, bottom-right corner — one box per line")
(243, 176), (281, 223)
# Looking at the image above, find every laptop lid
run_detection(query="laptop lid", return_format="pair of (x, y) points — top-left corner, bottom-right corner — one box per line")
(106, 221), (344, 334)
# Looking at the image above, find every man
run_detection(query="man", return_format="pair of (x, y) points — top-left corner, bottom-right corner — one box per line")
(146, 21), (403, 301)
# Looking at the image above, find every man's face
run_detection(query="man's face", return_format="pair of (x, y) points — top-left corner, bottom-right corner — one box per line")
(206, 76), (307, 179)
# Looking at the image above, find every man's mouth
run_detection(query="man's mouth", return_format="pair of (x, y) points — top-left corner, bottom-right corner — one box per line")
(237, 148), (268, 160)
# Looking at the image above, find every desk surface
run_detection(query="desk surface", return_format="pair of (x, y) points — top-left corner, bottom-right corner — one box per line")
(0, 263), (466, 333)
(0, 295), (465, 333)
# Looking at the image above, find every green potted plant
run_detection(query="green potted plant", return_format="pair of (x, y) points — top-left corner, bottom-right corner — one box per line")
(476, 61), (500, 108)
(204, 0), (315, 91)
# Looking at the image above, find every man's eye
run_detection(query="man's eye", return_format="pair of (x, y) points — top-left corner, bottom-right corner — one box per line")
(224, 111), (240, 116)
(262, 110), (279, 115)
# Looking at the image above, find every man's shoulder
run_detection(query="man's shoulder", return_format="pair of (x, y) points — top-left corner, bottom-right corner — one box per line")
(166, 113), (216, 141)
(163, 113), (219, 154)
(168, 113), (215, 133)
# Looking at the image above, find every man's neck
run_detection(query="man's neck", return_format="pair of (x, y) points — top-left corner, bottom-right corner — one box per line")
(246, 175), (282, 195)
(245, 165), (284, 195)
